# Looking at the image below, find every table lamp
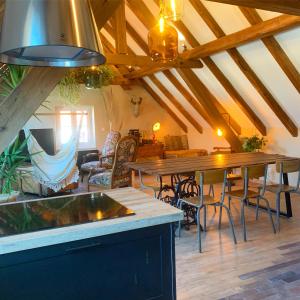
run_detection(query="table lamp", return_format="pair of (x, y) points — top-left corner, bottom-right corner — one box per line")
(152, 122), (161, 143)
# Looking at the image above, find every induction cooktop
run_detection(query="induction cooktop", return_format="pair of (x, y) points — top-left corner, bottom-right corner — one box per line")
(0, 193), (135, 238)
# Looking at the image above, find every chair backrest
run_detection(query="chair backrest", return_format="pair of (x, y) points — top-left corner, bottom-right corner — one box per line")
(164, 135), (189, 151)
(195, 169), (228, 204)
(241, 164), (268, 197)
(276, 159), (300, 189)
(101, 131), (121, 166)
(276, 159), (300, 174)
(111, 136), (138, 189)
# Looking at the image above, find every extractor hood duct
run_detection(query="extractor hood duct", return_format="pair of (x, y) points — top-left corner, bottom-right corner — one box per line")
(0, 0), (106, 67)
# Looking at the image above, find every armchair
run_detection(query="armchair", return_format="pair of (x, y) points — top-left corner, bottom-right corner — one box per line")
(80, 131), (121, 181)
(88, 136), (138, 190)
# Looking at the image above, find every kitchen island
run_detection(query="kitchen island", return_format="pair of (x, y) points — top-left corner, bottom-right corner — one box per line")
(0, 188), (183, 300)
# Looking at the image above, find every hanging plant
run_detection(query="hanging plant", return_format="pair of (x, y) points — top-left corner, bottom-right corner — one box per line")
(0, 65), (29, 97)
(58, 70), (81, 105)
(82, 65), (114, 89)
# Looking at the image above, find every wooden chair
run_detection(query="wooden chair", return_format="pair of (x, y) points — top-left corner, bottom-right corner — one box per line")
(265, 159), (300, 231)
(80, 131), (121, 182)
(88, 136), (138, 190)
(225, 164), (276, 241)
(177, 169), (237, 252)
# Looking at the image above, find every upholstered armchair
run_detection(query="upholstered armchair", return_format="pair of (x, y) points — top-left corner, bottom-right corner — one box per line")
(88, 136), (138, 190)
(80, 131), (121, 181)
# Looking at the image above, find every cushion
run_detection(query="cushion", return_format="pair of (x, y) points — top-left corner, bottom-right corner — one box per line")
(89, 171), (112, 186)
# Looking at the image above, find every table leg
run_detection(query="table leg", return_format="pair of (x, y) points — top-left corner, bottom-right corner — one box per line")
(283, 173), (293, 218)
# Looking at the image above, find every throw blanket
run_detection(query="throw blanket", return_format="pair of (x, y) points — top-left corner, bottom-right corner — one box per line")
(25, 130), (80, 192)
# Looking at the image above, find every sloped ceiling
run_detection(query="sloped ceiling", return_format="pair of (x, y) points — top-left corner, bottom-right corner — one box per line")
(1, 0), (300, 153)
(100, 0), (300, 152)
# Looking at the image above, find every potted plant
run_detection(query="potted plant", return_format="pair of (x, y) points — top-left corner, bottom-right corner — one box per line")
(241, 135), (267, 152)
(0, 136), (32, 203)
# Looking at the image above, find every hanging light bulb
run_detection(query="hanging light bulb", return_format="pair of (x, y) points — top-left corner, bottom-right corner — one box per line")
(148, 5), (178, 62)
(162, 0), (184, 21)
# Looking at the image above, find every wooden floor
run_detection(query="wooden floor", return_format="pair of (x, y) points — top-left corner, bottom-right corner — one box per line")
(46, 176), (300, 299)
(131, 176), (300, 300)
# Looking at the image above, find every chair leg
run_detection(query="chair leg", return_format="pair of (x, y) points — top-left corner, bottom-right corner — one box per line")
(276, 193), (281, 232)
(197, 207), (202, 253)
(222, 204), (237, 244)
(218, 205), (223, 230)
(260, 196), (276, 234)
(241, 199), (247, 242)
(255, 197), (260, 220)
(178, 200), (183, 238)
(203, 206), (207, 232)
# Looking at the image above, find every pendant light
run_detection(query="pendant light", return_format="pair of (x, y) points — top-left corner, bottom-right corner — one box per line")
(0, 0), (106, 67)
(148, 4), (178, 62)
(84, 66), (103, 89)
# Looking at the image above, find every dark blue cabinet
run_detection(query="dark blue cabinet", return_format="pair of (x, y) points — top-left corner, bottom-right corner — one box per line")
(0, 223), (176, 300)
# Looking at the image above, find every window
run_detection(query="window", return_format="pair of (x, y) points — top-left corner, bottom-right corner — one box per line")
(56, 106), (96, 150)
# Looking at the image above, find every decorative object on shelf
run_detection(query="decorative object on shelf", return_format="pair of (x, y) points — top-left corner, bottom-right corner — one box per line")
(0, 64), (29, 97)
(152, 122), (161, 143)
(0, 136), (32, 202)
(130, 95), (143, 117)
(241, 135), (267, 152)
(83, 65), (114, 89)
(161, 0), (184, 21)
(148, 1), (178, 62)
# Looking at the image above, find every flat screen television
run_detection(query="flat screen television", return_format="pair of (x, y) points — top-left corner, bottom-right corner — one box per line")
(18, 129), (56, 160)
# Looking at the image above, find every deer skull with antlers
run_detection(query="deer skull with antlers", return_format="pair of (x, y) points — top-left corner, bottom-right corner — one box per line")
(130, 95), (143, 117)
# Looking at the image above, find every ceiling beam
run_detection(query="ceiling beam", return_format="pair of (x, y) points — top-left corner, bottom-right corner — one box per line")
(205, 0), (300, 16)
(123, 23), (214, 127)
(190, 0), (298, 137)
(240, 7), (300, 94)
(148, 74), (203, 134)
(141, 80), (188, 133)
(181, 14), (300, 60)
(137, 0), (266, 135)
(112, 0), (128, 54)
(178, 69), (242, 152)
(127, 0), (242, 136)
(0, 68), (67, 153)
(91, 0), (123, 30)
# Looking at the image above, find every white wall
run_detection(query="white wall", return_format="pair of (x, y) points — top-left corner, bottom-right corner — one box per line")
(24, 84), (184, 150)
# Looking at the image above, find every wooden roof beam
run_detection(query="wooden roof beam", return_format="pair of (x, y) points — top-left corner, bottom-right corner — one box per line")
(0, 68), (67, 153)
(152, 0), (267, 135)
(178, 68), (242, 152)
(140, 80), (188, 133)
(204, 0), (300, 16)
(240, 7), (300, 94)
(181, 13), (300, 60)
(148, 74), (203, 134)
(127, 0), (242, 136)
(189, 0), (298, 137)
(112, 0), (127, 54)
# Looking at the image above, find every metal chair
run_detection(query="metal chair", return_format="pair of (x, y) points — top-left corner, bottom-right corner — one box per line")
(265, 159), (300, 231)
(177, 169), (237, 253)
(225, 164), (276, 241)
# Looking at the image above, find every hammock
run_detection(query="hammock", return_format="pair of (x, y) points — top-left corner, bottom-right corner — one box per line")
(24, 129), (80, 192)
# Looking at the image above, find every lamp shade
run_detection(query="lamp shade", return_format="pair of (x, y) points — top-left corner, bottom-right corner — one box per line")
(0, 0), (106, 67)
(148, 17), (178, 62)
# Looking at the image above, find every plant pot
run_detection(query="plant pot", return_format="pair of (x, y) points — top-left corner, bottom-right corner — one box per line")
(0, 191), (19, 203)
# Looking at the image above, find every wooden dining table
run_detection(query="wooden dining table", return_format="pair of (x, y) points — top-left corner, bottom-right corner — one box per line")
(127, 152), (296, 217)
